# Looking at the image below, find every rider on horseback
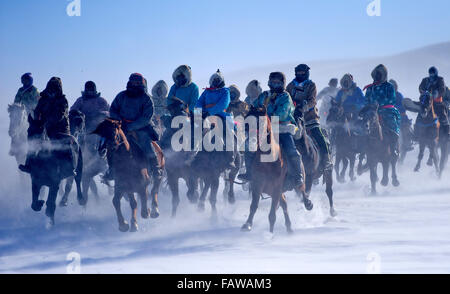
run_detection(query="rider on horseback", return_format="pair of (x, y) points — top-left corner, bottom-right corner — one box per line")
(364, 64), (401, 157)
(103, 73), (162, 182)
(19, 77), (76, 178)
(244, 80), (263, 105)
(419, 66), (449, 141)
(194, 70), (236, 169)
(238, 72), (305, 190)
(14, 73), (40, 116)
(336, 74), (365, 121)
(71, 81), (110, 133)
(390, 79), (414, 152)
(226, 85), (249, 118)
(287, 64), (332, 172)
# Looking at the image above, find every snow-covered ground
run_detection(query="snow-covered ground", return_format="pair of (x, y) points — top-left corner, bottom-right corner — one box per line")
(0, 144), (449, 274)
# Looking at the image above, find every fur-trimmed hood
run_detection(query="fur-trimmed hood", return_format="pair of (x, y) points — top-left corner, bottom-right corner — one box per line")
(245, 80), (262, 99)
(172, 65), (192, 87)
(371, 64), (388, 83)
(151, 80), (169, 99)
(229, 84), (241, 101)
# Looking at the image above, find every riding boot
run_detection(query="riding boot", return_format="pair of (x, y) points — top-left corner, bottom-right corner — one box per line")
(310, 126), (333, 171)
(148, 154), (162, 184)
(284, 153), (305, 191)
(238, 151), (255, 181)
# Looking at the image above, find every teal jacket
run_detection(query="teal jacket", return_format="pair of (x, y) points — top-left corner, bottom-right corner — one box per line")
(253, 91), (296, 124)
(167, 83), (199, 113)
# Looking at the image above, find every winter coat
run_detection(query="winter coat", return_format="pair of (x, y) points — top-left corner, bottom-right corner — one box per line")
(196, 87), (231, 119)
(335, 84), (365, 114)
(365, 65), (400, 135)
(151, 80), (169, 117)
(110, 90), (156, 155)
(34, 92), (70, 140)
(14, 85), (40, 115)
(317, 86), (339, 101)
(253, 90), (296, 125)
(419, 77), (448, 126)
(71, 93), (109, 133)
(286, 79), (319, 125)
(167, 65), (199, 112)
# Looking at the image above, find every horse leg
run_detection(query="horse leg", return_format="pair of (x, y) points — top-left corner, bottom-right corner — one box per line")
(45, 185), (59, 227)
(168, 175), (180, 218)
(89, 178), (100, 201)
(241, 189), (261, 232)
(149, 177), (161, 219)
(268, 194), (280, 233)
(324, 169), (336, 217)
(209, 176), (219, 218)
(340, 156), (349, 183)
(415, 143), (425, 172)
(349, 154), (356, 181)
(186, 176), (199, 204)
(128, 193), (138, 232)
(439, 134), (449, 178)
(198, 179), (211, 212)
(279, 194), (293, 234)
(299, 174), (314, 211)
(31, 180), (45, 211)
(59, 177), (73, 207)
(381, 160), (389, 187)
(139, 185), (150, 219)
(430, 140), (440, 174)
(334, 154), (341, 183)
(112, 188), (129, 232)
(369, 163), (377, 195)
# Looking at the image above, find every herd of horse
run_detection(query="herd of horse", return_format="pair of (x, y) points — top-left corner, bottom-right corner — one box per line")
(7, 91), (449, 233)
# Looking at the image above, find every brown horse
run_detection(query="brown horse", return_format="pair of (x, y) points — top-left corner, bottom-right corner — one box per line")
(295, 114), (335, 217)
(241, 106), (304, 234)
(93, 119), (164, 232)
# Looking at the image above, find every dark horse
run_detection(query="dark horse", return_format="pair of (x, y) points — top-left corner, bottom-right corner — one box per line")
(326, 100), (357, 183)
(93, 118), (164, 232)
(411, 93), (440, 174)
(295, 113), (335, 217)
(160, 99), (199, 217)
(359, 104), (400, 195)
(25, 114), (83, 226)
(241, 106), (311, 233)
(59, 110), (109, 206)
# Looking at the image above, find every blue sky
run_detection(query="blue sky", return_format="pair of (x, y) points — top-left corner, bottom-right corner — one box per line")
(1, 0), (449, 104)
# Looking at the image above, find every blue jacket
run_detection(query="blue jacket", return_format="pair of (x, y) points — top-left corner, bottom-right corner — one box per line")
(335, 85), (365, 114)
(167, 83), (199, 113)
(196, 87), (231, 119)
(253, 91), (295, 124)
(365, 82), (401, 134)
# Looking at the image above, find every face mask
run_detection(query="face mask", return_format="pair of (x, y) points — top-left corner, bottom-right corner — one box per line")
(22, 78), (33, 88)
(374, 72), (383, 82)
(211, 78), (224, 88)
(269, 81), (284, 93)
(176, 74), (187, 86)
(230, 92), (238, 101)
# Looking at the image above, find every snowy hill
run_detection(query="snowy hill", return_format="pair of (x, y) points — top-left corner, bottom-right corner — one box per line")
(227, 42), (450, 99)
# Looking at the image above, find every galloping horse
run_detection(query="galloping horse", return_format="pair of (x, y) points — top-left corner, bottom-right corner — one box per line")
(241, 106), (300, 233)
(326, 100), (357, 183)
(411, 92), (440, 174)
(59, 110), (109, 206)
(359, 103), (400, 195)
(25, 114), (83, 227)
(93, 119), (164, 232)
(295, 112), (335, 217)
(8, 103), (28, 166)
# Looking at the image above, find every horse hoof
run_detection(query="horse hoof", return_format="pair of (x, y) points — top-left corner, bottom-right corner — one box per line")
(45, 218), (55, 230)
(59, 199), (68, 207)
(381, 178), (389, 186)
(141, 208), (150, 219)
(118, 221), (130, 232)
(370, 191), (377, 196)
(303, 199), (313, 211)
(414, 166), (420, 172)
(228, 194), (236, 205)
(130, 222), (138, 232)
(31, 200), (45, 212)
(350, 176), (356, 182)
(150, 207), (160, 219)
(330, 208), (338, 217)
(198, 202), (205, 212)
(427, 160), (433, 166)
(241, 223), (252, 232)
(286, 227), (294, 234)
(392, 178), (400, 187)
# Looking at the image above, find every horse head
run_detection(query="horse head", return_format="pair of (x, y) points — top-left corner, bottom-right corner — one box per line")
(69, 109), (86, 139)
(419, 91), (434, 119)
(168, 97), (189, 117)
(359, 103), (382, 139)
(326, 98), (344, 125)
(92, 118), (129, 152)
